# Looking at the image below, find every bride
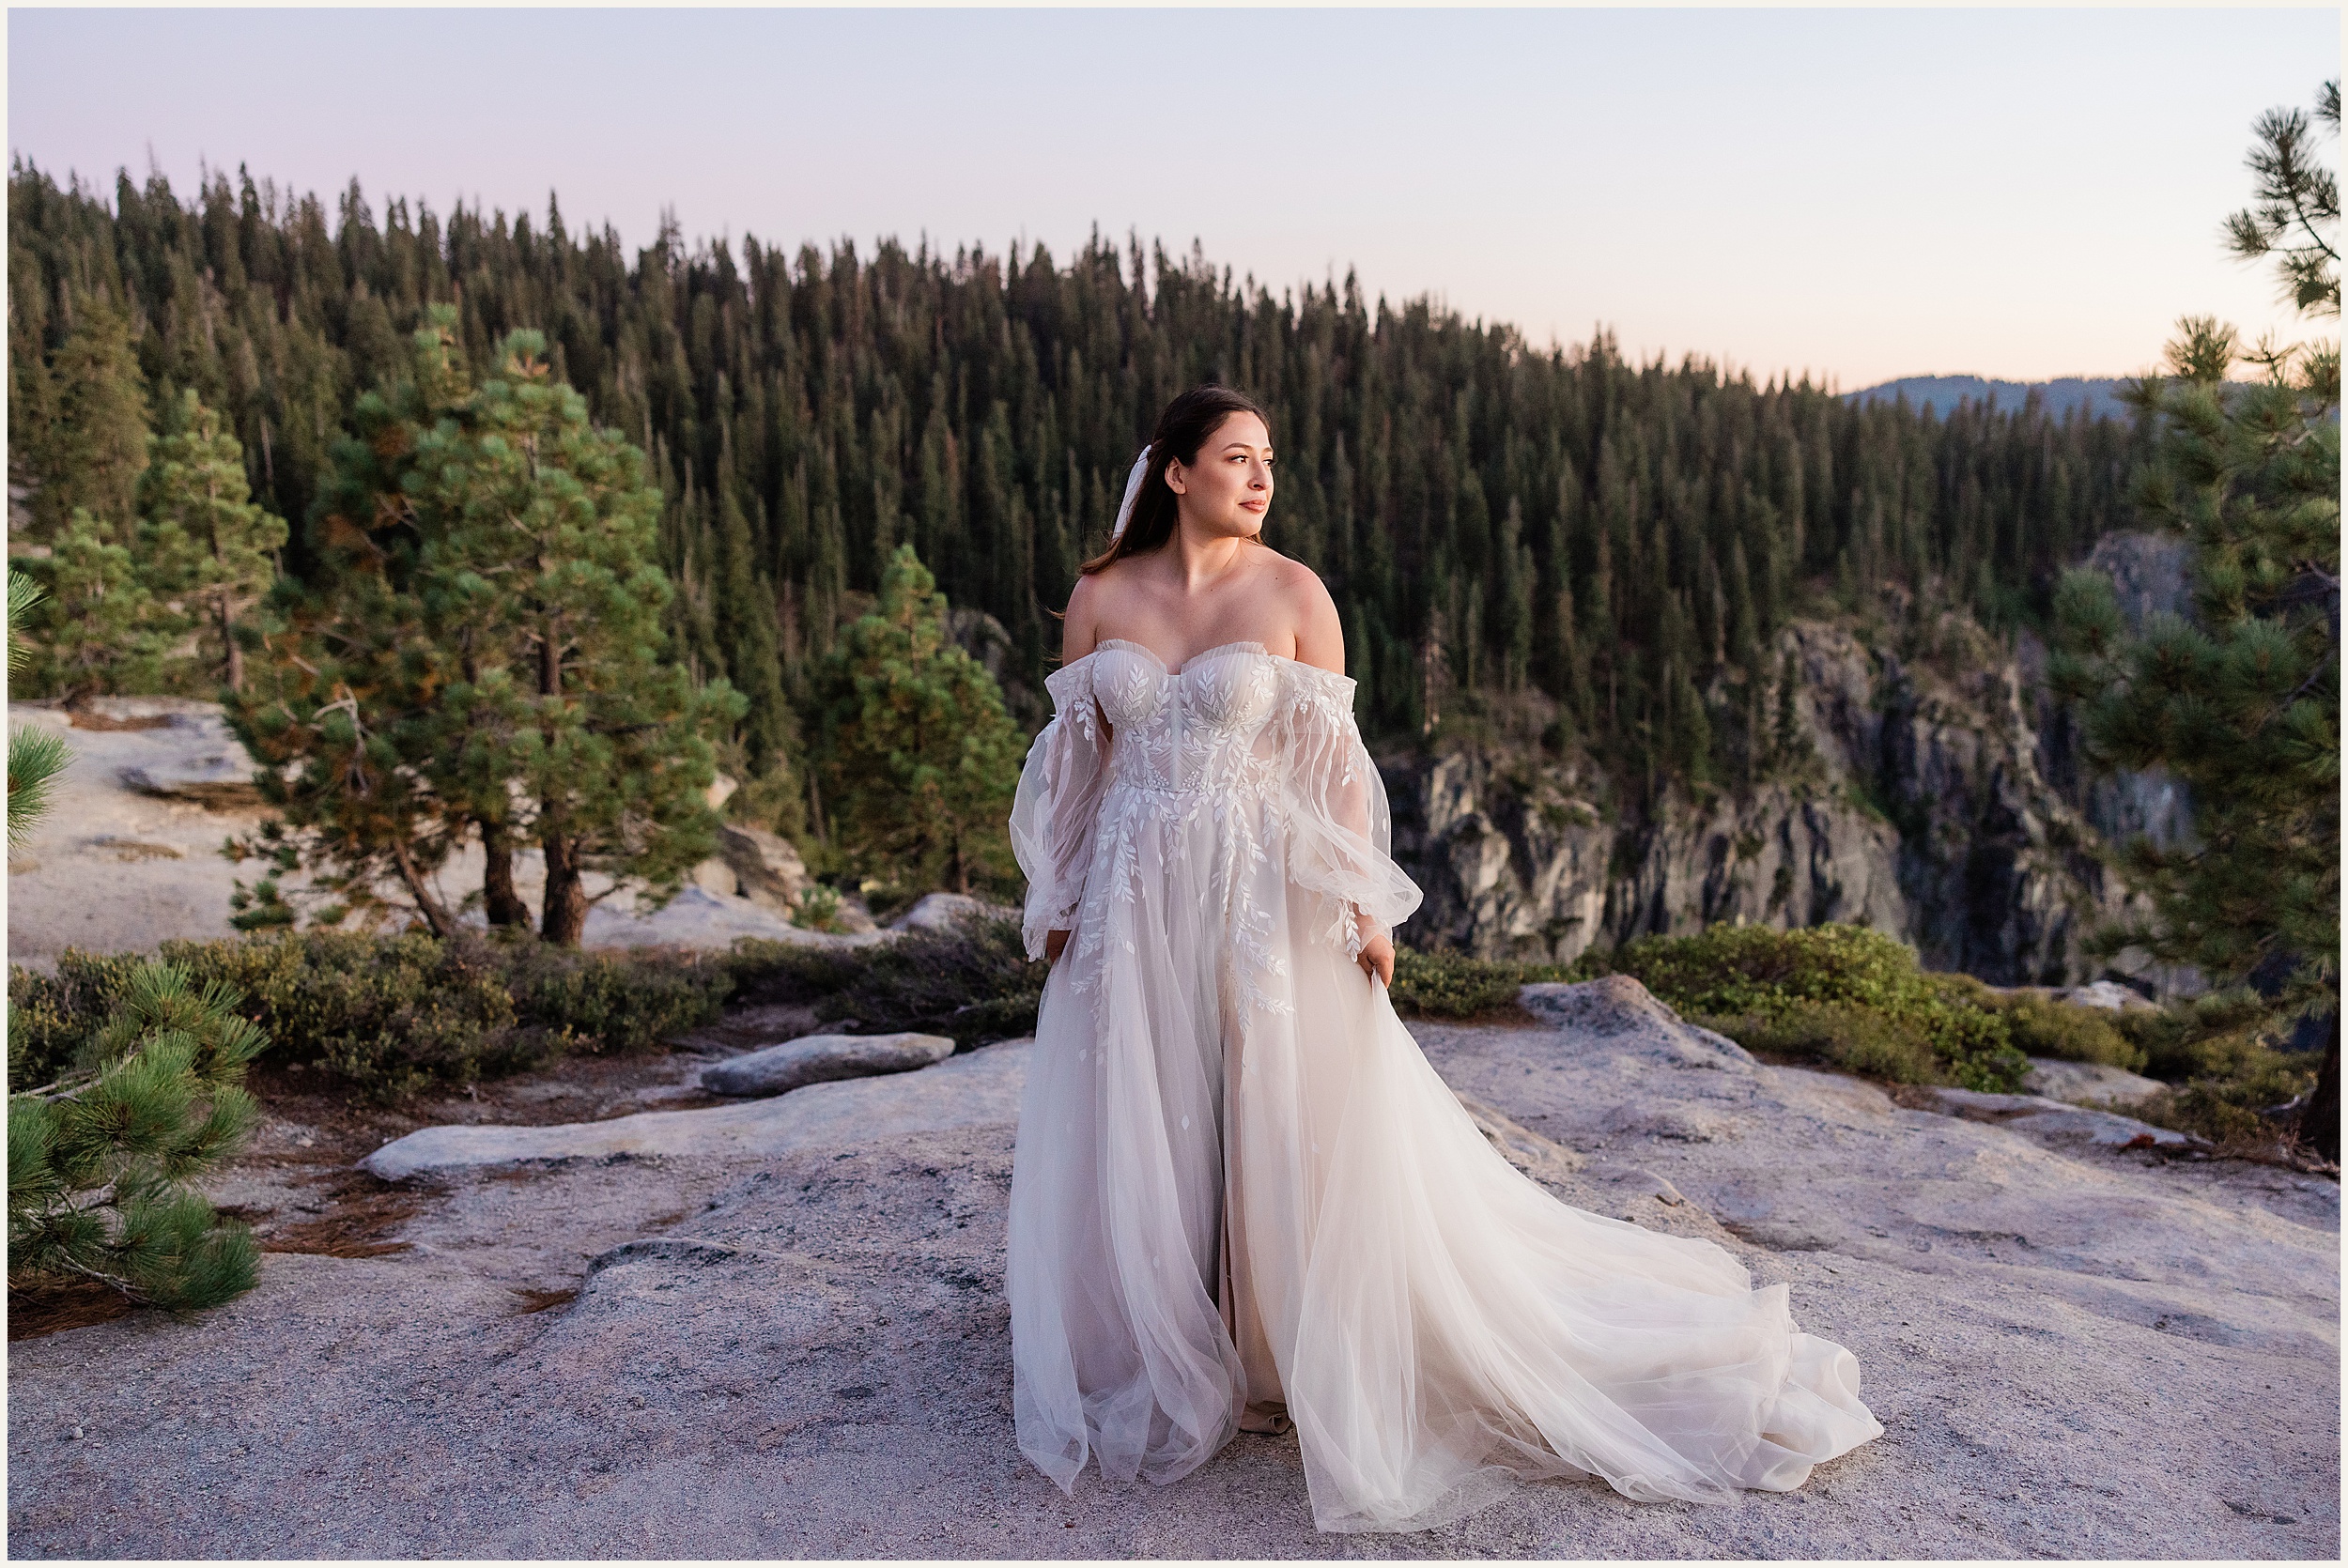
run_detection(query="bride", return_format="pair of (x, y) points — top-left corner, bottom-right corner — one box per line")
(1006, 385), (1884, 1533)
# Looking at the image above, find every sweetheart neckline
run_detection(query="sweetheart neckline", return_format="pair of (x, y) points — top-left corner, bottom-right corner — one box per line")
(1094, 638), (1270, 676)
(1085, 637), (1360, 681)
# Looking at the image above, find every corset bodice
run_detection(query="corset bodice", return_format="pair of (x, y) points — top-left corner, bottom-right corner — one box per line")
(1090, 639), (1283, 796)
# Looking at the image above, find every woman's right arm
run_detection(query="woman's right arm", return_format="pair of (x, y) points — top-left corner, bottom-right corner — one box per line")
(1025, 575), (1111, 966)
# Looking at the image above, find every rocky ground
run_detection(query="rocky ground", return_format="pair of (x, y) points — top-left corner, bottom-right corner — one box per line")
(6, 980), (2336, 1560)
(4, 699), (880, 969)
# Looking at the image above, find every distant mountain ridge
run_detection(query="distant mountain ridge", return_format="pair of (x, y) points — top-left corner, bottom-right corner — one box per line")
(1844, 376), (2134, 423)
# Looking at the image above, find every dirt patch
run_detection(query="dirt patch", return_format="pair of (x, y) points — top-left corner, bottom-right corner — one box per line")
(7, 1279), (145, 1341)
(505, 1286), (579, 1315)
(64, 708), (175, 732)
(260, 1173), (425, 1259)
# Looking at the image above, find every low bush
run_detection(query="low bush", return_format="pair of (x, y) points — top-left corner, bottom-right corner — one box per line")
(2116, 988), (2326, 1156)
(1690, 999), (1946, 1085)
(734, 915), (1044, 1048)
(1386, 949), (1572, 1020)
(8, 930), (732, 1101)
(1577, 922), (2031, 1092)
(1990, 992), (2142, 1070)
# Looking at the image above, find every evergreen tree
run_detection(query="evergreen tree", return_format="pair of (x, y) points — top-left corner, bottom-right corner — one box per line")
(8, 155), (2151, 832)
(409, 328), (744, 945)
(224, 318), (473, 936)
(813, 544), (1025, 897)
(23, 507), (174, 700)
(2051, 81), (2340, 1161)
(139, 388), (288, 693)
(8, 962), (262, 1310)
(7, 571), (70, 845)
(24, 294), (151, 545)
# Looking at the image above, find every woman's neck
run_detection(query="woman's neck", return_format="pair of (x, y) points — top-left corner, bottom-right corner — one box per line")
(1162, 521), (1253, 594)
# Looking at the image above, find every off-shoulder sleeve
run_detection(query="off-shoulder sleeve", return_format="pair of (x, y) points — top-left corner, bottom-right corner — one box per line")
(1276, 660), (1424, 960)
(1010, 656), (1113, 962)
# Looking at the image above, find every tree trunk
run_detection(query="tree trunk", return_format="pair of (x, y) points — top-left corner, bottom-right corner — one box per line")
(480, 820), (533, 929)
(540, 828), (589, 947)
(219, 601), (243, 693)
(389, 838), (455, 939)
(2297, 1009), (2339, 1166)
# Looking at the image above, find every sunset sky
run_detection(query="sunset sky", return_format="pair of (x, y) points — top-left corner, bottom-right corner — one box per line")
(8, 6), (2337, 388)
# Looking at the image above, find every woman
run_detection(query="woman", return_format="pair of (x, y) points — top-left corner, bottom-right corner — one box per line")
(1006, 385), (1883, 1533)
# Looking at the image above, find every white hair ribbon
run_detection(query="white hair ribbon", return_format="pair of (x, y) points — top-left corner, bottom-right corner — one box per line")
(1109, 445), (1152, 540)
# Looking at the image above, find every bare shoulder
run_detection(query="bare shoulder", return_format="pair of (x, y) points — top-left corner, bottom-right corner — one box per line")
(1256, 547), (1344, 671)
(1060, 570), (1109, 661)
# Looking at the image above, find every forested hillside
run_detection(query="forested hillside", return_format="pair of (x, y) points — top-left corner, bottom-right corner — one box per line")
(8, 161), (2150, 816)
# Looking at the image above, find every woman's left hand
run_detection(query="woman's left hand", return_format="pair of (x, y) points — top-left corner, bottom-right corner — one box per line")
(1357, 930), (1396, 990)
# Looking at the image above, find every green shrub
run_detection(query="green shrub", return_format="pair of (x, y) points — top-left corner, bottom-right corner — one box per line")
(1985, 989), (2145, 1071)
(9, 930), (732, 1101)
(1386, 948), (1573, 1020)
(1690, 1000), (1945, 1085)
(731, 915), (1047, 1048)
(8, 949), (149, 1090)
(725, 937), (869, 1007)
(1580, 922), (2031, 1092)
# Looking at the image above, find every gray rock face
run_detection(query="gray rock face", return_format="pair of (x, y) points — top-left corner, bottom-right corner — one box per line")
(1385, 583), (2202, 997)
(8, 975), (2332, 1560)
(700, 1031), (955, 1098)
(716, 822), (811, 915)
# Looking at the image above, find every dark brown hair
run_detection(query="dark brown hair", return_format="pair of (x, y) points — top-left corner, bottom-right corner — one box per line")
(1077, 384), (1273, 575)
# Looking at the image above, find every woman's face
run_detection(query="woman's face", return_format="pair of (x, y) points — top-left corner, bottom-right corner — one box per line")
(1166, 411), (1274, 540)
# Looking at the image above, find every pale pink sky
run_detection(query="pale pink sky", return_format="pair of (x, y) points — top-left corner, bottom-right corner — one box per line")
(9, 7), (2338, 387)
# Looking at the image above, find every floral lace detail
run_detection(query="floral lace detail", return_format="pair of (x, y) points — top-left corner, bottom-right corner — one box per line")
(1012, 643), (1422, 1015)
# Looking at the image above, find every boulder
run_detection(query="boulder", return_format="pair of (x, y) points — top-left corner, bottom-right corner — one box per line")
(716, 822), (811, 915)
(1517, 976), (1759, 1071)
(885, 891), (1016, 932)
(2057, 978), (2159, 1012)
(360, 1038), (1026, 1181)
(2023, 1055), (2165, 1108)
(102, 703), (265, 807)
(699, 1031), (954, 1098)
(577, 884), (885, 951)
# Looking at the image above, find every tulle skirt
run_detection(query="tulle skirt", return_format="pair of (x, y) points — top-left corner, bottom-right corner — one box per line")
(1005, 785), (1883, 1533)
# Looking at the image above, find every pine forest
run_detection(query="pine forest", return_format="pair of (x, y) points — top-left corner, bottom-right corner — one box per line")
(8, 161), (2151, 830)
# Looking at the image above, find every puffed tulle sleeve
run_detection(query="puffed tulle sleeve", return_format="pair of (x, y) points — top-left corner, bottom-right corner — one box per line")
(1010, 655), (1113, 962)
(1276, 659), (1425, 960)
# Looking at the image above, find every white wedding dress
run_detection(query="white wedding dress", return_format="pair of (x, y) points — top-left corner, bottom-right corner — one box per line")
(1006, 638), (1884, 1533)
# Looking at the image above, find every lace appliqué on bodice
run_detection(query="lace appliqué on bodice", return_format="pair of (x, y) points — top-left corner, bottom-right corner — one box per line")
(1068, 640), (1291, 1020)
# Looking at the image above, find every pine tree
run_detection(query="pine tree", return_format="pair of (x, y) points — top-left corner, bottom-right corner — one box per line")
(8, 963), (263, 1310)
(408, 329), (744, 945)
(2050, 81), (2340, 1161)
(8, 591), (261, 1313)
(25, 294), (151, 545)
(7, 571), (70, 845)
(224, 316), (473, 936)
(813, 544), (1025, 897)
(24, 507), (174, 700)
(139, 388), (288, 693)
